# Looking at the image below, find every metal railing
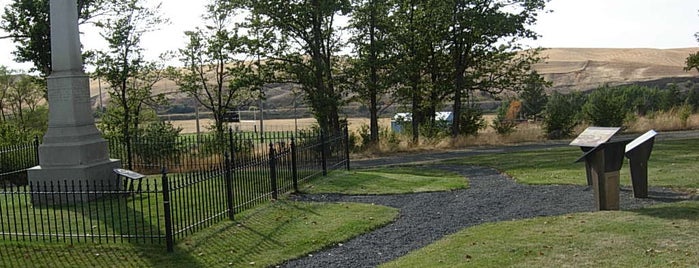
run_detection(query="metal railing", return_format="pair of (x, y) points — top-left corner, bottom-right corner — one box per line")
(0, 128), (350, 252)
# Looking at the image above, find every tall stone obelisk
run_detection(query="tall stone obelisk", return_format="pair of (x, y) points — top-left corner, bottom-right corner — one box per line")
(28, 0), (121, 205)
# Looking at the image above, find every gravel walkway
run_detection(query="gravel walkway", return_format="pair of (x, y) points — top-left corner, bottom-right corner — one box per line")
(281, 164), (691, 268)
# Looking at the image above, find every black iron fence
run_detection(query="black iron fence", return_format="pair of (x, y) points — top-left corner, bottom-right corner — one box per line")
(0, 137), (39, 187)
(0, 128), (350, 252)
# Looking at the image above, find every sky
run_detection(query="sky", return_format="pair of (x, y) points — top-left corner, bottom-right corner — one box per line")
(0, 0), (698, 72)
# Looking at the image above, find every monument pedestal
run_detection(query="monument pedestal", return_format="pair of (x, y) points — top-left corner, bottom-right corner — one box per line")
(28, 160), (121, 205)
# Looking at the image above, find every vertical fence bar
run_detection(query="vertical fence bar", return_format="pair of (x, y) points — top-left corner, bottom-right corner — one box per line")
(161, 168), (174, 252)
(344, 127), (350, 171)
(320, 132), (327, 176)
(291, 138), (299, 193)
(224, 153), (235, 221)
(34, 135), (40, 165)
(269, 143), (278, 200)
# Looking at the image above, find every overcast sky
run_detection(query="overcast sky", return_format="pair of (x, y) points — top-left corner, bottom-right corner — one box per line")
(1, 0), (698, 72)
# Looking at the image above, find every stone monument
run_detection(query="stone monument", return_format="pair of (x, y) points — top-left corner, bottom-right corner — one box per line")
(28, 0), (121, 205)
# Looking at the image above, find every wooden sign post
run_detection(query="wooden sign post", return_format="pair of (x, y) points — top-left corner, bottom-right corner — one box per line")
(625, 130), (657, 198)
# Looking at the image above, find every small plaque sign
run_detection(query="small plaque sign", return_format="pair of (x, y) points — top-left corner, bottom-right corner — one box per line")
(113, 168), (145, 180)
(625, 130), (657, 153)
(569, 127), (621, 147)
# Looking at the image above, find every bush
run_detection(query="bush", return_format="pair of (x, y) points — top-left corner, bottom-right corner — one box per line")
(583, 86), (628, 127)
(543, 92), (584, 139)
(133, 121), (183, 166)
(458, 104), (486, 136)
(491, 100), (517, 135)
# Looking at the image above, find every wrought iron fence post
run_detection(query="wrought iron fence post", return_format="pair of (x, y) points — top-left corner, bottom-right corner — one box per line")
(34, 135), (40, 165)
(224, 152), (235, 220)
(269, 143), (278, 199)
(344, 126), (350, 171)
(320, 131), (327, 176)
(228, 127), (235, 163)
(291, 138), (299, 193)
(161, 167), (174, 253)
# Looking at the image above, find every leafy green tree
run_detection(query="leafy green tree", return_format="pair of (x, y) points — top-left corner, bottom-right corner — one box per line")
(686, 11), (699, 73)
(583, 86), (628, 127)
(1, 0), (110, 77)
(543, 92), (584, 139)
(446, 0), (547, 137)
(5, 74), (44, 131)
(0, 66), (13, 121)
(346, 0), (397, 145)
(519, 71), (550, 120)
(246, 0), (351, 134)
(392, 0), (432, 143)
(492, 100), (517, 135)
(92, 0), (167, 168)
(169, 0), (261, 137)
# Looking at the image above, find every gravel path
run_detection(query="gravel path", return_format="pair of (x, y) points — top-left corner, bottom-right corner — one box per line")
(281, 164), (691, 268)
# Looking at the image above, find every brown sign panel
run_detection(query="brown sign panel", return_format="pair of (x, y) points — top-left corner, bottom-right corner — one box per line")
(569, 127), (621, 147)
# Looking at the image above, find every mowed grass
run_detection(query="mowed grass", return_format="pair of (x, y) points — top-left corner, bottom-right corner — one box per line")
(0, 200), (398, 268)
(302, 167), (468, 195)
(382, 138), (699, 267)
(383, 201), (699, 267)
(444, 138), (699, 190)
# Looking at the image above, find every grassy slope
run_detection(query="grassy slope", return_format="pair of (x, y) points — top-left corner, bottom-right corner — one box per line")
(1, 201), (398, 268)
(383, 201), (699, 267)
(302, 167), (468, 195)
(444, 139), (699, 190)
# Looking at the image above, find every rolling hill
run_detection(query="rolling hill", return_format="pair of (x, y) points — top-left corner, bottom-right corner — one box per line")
(87, 47), (699, 115)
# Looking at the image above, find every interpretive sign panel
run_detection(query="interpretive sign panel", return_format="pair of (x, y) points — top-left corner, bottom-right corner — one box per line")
(569, 127), (621, 147)
(625, 130), (657, 153)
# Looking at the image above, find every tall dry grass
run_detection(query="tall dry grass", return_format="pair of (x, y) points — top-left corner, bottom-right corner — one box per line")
(351, 111), (699, 158)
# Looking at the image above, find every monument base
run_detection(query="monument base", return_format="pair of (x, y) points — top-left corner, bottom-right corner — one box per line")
(592, 170), (620, 210)
(28, 159), (122, 205)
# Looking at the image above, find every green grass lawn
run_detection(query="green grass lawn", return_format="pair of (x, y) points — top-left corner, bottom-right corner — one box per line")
(444, 139), (699, 190)
(302, 167), (468, 195)
(382, 201), (699, 267)
(0, 200), (398, 268)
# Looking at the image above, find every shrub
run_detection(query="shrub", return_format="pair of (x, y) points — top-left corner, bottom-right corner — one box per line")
(458, 104), (486, 136)
(133, 121), (183, 166)
(583, 86), (628, 127)
(543, 92), (584, 139)
(492, 100), (517, 135)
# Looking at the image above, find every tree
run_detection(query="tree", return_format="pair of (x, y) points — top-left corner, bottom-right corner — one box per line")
(246, 0), (351, 134)
(543, 91), (584, 139)
(6, 74), (43, 131)
(92, 0), (166, 168)
(447, 0), (547, 137)
(0, 66), (13, 121)
(686, 12), (699, 73)
(169, 0), (261, 137)
(519, 71), (549, 120)
(1, 0), (111, 77)
(346, 0), (397, 145)
(583, 86), (628, 127)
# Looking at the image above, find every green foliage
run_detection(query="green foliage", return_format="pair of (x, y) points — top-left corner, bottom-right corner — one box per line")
(543, 92), (584, 139)
(491, 100), (517, 135)
(133, 121), (182, 166)
(457, 104), (486, 136)
(0, 0), (108, 76)
(246, 0), (349, 134)
(583, 86), (629, 127)
(169, 0), (262, 136)
(686, 51), (699, 73)
(519, 72), (549, 120)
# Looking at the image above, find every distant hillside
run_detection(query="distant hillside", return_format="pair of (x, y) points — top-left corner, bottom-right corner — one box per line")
(87, 47), (699, 117)
(534, 47), (699, 92)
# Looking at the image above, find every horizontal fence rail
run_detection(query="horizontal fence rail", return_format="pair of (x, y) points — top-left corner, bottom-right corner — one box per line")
(0, 127), (350, 252)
